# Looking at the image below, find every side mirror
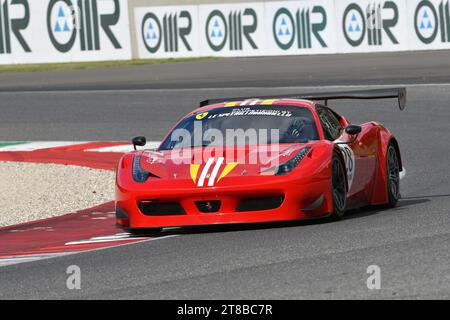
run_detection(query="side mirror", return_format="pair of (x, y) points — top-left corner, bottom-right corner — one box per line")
(345, 125), (362, 136)
(132, 136), (146, 150)
(336, 125), (362, 145)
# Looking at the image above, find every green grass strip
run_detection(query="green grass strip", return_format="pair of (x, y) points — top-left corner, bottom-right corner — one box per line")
(0, 57), (217, 74)
(0, 141), (26, 148)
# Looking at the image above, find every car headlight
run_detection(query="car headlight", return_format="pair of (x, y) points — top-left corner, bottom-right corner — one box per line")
(132, 155), (151, 183)
(275, 147), (311, 176)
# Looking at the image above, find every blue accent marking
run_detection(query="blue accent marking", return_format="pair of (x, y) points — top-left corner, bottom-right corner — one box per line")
(148, 22), (153, 30)
(152, 32), (157, 40)
(420, 20), (425, 29)
(351, 13), (357, 21)
(427, 20), (433, 29)
(217, 29), (222, 38)
(348, 24), (354, 32)
(214, 19), (219, 27)
(63, 21), (70, 32)
(285, 28), (290, 36)
(281, 17), (286, 25)
(210, 30), (216, 38)
(278, 28), (283, 36)
(54, 22), (62, 32)
(355, 24), (361, 32)
(423, 10), (429, 18)
(58, 6), (65, 18)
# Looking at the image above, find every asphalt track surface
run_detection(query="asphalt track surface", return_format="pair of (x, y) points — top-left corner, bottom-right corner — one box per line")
(1, 51), (450, 299)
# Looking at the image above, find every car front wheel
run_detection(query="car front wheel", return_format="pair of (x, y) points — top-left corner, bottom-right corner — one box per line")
(329, 153), (347, 219)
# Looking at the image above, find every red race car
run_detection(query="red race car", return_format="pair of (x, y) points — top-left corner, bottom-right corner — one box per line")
(115, 88), (406, 233)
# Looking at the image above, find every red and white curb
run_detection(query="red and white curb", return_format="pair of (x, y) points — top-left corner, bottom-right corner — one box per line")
(0, 141), (160, 170)
(0, 141), (89, 151)
(0, 235), (177, 267)
(0, 141), (169, 267)
(0, 141), (160, 153)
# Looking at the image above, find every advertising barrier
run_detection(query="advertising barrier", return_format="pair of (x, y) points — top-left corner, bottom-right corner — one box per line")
(335, 0), (408, 53)
(265, 0), (336, 55)
(0, 0), (131, 64)
(407, 0), (450, 51)
(134, 0), (450, 58)
(3, 0), (450, 64)
(135, 5), (199, 59)
(199, 3), (265, 57)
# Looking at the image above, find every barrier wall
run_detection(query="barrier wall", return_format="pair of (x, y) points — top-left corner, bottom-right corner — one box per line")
(0, 0), (131, 64)
(2, 0), (450, 64)
(135, 0), (450, 58)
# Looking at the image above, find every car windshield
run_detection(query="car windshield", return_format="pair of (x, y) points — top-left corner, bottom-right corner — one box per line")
(159, 105), (319, 150)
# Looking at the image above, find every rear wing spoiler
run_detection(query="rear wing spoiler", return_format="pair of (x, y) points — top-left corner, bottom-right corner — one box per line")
(199, 87), (406, 110)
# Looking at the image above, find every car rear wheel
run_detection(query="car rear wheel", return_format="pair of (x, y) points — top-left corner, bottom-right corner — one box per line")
(386, 143), (400, 207)
(329, 153), (347, 220)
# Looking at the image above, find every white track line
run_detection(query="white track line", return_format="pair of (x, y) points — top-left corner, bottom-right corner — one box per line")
(85, 142), (160, 153)
(0, 141), (88, 151)
(0, 235), (178, 267)
(0, 253), (72, 267)
(0, 141), (161, 153)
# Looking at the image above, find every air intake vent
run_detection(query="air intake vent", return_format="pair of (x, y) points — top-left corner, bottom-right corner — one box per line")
(236, 196), (284, 212)
(138, 200), (185, 216)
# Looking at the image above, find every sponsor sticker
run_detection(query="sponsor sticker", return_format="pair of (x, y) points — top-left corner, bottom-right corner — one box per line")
(336, 0), (408, 53)
(337, 144), (355, 191)
(135, 5), (199, 58)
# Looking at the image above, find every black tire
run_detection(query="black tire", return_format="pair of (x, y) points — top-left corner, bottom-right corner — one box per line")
(128, 228), (163, 236)
(386, 143), (400, 207)
(329, 153), (347, 220)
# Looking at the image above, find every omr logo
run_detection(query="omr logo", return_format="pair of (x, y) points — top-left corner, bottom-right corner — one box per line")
(414, 0), (450, 44)
(0, 0), (31, 54)
(207, 13), (226, 50)
(47, 0), (122, 53)
(143, 15), (159, 50)
(273, 10), (295, 48)
(49, 1), (76, 51)
(205, 9), (258, 51)
(344, 5), (364, 45)
(342, 2), (399, 47)
(272, 6), (327, 50)
(141, 11), (192, 54)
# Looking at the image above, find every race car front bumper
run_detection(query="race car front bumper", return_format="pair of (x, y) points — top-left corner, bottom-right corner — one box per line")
(115, 174), (332, 230)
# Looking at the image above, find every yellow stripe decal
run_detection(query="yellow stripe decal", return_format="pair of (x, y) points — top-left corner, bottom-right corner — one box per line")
(190, 164), (200, 183)
(260, 99), (277, 105)
(217, 162), (239, 182)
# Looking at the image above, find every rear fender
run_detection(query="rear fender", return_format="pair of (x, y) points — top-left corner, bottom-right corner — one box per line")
(370, 126), (401, 204)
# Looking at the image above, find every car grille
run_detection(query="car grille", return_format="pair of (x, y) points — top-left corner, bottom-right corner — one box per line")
(236, 195), (284, 212)
(138, 200), (185, 216)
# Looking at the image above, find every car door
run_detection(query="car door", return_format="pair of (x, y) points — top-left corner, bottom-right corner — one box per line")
(316, 106), (373, 196)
